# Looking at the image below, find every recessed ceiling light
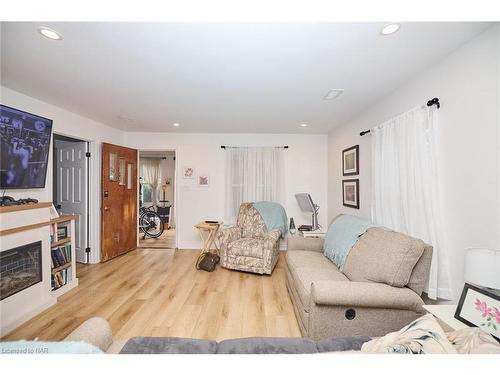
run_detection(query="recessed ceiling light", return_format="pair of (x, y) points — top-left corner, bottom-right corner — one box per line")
(38, 27), (63, 40)
(380, 23), (400, 36)
(300, 123), (308, 128)
(173, 123), (180, 127)
(324, 89), (344, 100)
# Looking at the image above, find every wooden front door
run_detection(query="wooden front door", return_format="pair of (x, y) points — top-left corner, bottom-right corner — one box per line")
(101, 143), (138, 262)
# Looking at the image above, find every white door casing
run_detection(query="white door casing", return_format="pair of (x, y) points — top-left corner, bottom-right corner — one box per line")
(56, 141), (88, 263)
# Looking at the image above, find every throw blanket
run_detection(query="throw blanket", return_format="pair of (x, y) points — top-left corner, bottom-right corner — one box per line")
(253, 201), (288, 236)
(323, 214), (377, 270)
(0, 340), (102, 354)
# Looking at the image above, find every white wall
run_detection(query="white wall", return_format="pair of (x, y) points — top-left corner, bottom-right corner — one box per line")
(327, 25), (500, 302)
(125, 133), (328, 249)
(0, 86), (126, 263)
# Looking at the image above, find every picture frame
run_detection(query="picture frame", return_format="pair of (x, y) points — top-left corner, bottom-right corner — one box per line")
(342, 179), (359, 209)
(342, 145), (359, 176)
(183, 167), (195, 179)
(57, 226), (68, 239)
(198, 175), (209, 187)
(455, 283), (500, 342)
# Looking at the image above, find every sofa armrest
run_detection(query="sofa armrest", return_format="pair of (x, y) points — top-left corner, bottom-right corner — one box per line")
(311, 281), (424, 312)
(63, 317), (113, 352)
(287, 236), (324, 252)
(217, 226), (242, 246)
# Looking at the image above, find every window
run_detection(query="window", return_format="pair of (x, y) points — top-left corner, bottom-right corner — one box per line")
(127, 163), (133, 189)
(225, 147), (284, 222)
(141, 181), (162, 204)
(118, 158), (125, 185)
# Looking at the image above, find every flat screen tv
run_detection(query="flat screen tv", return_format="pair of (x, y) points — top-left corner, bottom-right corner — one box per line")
(0, 105), (53, 189)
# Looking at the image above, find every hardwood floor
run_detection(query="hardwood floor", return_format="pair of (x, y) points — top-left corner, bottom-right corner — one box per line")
(138, 228), (176, 249)
(2, 249), (301, 342)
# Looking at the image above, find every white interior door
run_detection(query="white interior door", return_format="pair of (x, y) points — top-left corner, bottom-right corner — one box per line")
(56, 141), (88, 263)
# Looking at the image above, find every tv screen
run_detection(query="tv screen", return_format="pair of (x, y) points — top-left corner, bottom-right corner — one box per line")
(0, 105), (53, 189)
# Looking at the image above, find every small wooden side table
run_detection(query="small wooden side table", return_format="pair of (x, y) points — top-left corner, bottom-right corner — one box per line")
(194, 221), (223, 256)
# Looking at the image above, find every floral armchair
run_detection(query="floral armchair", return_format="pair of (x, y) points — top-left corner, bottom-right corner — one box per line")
(217, 203), (282, 275)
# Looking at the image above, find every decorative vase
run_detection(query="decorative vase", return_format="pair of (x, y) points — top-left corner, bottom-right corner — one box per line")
(289, 217), (296, 235)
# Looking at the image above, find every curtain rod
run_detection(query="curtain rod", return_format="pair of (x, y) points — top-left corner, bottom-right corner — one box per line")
(359, 97), (440, 136)
(220, 145), (289, 149)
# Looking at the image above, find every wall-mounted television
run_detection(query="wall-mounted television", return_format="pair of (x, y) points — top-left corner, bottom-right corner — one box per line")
(0, 105), (53, 189)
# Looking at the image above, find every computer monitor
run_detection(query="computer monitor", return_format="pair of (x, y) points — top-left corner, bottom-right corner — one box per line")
(295, 193), (319, 230)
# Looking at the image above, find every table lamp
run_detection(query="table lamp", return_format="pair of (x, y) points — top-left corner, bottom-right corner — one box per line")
(464, 248), (500, 292)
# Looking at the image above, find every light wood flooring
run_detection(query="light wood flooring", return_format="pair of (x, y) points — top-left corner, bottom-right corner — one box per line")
(2, 249), (301, 342)
(138, 228), (176, 249)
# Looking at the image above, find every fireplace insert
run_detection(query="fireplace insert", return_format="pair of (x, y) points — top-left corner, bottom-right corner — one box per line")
(0, 241), (42, 300)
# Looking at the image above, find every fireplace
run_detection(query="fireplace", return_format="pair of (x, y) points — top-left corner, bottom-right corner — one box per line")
(0, 241), (42, 300)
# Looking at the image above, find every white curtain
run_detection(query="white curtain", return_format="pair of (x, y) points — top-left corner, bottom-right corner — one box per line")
(225, 147), (285, 223)
(371, 105), (452, 300)
(141, 158), (161, 206)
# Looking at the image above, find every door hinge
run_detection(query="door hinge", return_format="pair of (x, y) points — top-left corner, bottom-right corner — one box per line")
(85, 152), (91, 158)
(85, 247), (91, 253)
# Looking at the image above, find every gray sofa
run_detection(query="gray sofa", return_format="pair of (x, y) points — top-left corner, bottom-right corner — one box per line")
(63, 317), (370, 354)
(285, 225), (433, 340)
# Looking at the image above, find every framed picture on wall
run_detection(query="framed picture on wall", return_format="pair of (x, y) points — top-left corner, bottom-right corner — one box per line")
(454, 283), (500, 342)
(342, 179), (359, 209)
(342, 145), (359, 176)
(198, 175), (210, 187)
(183, 167), (195, 179)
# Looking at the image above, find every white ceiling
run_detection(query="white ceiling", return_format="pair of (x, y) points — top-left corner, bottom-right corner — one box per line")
(0, 22), (493, 133)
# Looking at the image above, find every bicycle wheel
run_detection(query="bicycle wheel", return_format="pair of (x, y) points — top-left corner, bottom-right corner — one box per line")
(140, 211), (164, 238)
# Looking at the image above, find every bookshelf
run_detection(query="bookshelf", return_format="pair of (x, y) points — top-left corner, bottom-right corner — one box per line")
(49, 216), (78, 297)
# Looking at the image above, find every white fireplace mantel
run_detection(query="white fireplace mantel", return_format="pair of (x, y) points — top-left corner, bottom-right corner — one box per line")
(0, 203), (78, 337)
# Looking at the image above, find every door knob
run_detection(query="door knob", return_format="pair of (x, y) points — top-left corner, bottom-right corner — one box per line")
(103, 206), (110, 211)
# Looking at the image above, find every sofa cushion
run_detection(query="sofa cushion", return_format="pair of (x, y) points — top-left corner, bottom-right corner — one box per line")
(286, 250), (337, 271)
(406, 245), (433, 295)
(119, 337), (217, 354)
(286, 251), (348, 310)
(228, 238), (265, 258)
(316, 336), (372, 353)
(217, 337), (318, 354)
(343, 228), (425, 288)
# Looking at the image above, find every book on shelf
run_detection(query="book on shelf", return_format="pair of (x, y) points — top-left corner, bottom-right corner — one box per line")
(51, 244), (71, 268)
(52, 268), (71, 290)
(50, 224), (55, 243)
